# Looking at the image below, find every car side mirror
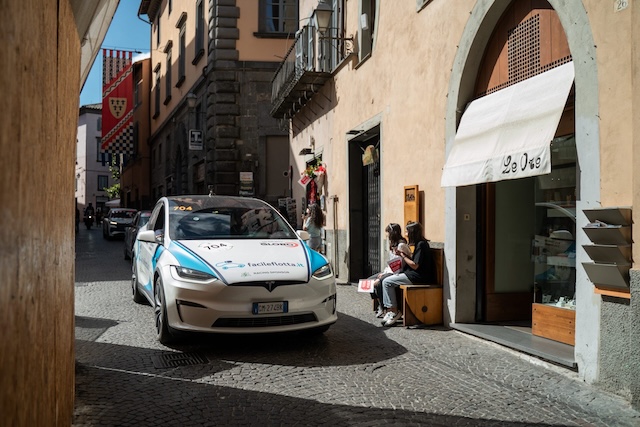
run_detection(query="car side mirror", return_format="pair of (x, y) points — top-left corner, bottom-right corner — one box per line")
(138, 229), (163, 245)
(297, 230), (310, 241)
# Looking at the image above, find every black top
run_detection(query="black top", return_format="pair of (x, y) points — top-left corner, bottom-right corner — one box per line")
(404, 240), (436, 284)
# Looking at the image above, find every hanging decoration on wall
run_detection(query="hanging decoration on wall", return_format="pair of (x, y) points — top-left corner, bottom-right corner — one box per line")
(101, 49), (134, 155)
(362, 144), (379, 166)
(299, 161), (327, 205)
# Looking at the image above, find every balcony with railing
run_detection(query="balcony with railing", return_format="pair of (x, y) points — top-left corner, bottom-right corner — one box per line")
(270, 24), (335, 119)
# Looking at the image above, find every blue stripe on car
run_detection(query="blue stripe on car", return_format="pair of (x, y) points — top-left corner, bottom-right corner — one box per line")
(170, 241), (221, 280)
(304, 241), (329, 274)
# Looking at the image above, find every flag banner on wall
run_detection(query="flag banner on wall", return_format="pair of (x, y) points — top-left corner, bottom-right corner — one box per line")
(101, 49), (134, 155)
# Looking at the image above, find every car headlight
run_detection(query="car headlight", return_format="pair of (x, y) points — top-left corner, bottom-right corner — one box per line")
(312, 264), (333, 280)
(171, 266), (218, 283)
(110, 221), (117, 225)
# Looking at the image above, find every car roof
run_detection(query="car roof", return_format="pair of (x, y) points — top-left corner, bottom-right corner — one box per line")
(163, 195), (271, 210)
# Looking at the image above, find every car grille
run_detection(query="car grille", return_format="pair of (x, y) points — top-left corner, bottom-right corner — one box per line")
(228, 280), (306, 292)
(212, 313), (317, 328)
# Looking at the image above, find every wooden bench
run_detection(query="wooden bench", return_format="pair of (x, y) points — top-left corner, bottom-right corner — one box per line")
(399, 247), (444, 327)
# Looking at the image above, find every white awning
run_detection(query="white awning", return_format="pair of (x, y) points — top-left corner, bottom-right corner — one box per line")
(441, 62), (575, 187)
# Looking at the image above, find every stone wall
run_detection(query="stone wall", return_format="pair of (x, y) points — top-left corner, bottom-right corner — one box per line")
(598, 270), (640, 408)
(0, 0), (79, 424)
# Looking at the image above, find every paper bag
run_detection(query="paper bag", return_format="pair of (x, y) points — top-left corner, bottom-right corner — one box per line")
(388, 257), (402, 273)
(357, 279), (375, 293)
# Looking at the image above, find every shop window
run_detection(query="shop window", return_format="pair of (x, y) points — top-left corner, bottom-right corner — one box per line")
(532, 135), (577, 307)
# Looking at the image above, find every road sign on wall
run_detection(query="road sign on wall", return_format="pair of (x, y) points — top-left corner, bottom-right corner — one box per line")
(189, 129), (203, 151)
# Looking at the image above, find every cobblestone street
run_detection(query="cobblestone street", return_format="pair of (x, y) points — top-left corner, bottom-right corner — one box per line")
(74, 227), (640, 426)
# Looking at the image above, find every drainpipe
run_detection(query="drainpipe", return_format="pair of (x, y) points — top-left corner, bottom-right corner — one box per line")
(330, 195), (339, 277)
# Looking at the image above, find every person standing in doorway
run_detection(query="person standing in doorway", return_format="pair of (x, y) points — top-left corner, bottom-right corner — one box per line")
(303, 203), (324, 252)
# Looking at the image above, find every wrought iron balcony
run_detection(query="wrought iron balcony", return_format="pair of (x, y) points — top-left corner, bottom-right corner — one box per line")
(270, 24), (333, 119)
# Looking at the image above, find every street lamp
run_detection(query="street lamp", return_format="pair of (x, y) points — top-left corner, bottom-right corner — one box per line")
(311, 0), (354, 54)
(311, 0), (333, 35)
(186, 92), (197, 110)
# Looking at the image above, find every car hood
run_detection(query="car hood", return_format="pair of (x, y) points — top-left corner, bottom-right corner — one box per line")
(176, 239), (312, 283)
(109, 217), (133, 224)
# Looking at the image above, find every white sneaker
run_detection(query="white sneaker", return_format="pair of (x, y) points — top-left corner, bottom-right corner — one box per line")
(383, 311), (403, 327)
(380, 311), (395, 325)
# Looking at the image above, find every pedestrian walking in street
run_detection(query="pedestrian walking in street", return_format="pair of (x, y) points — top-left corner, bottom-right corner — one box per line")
(380, 221), (436, 327)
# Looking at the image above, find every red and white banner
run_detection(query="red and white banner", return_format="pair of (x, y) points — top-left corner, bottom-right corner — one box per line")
(101, 50), (134, 154)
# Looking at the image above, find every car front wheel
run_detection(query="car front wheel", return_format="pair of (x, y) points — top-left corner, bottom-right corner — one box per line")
(154, 276), (174, 345)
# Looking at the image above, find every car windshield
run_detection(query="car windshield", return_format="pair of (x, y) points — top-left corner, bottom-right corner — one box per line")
(112, 210), (136, 219)
(168, 197), (296, 240)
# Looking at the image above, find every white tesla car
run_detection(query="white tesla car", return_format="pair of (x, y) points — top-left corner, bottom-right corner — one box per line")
(131, 195), (337, 344)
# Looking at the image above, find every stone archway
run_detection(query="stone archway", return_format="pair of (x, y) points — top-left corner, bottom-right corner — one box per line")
(443, 0), (600, 381)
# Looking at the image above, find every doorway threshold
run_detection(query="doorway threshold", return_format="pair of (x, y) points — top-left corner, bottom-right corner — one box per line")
(451, 323), (576, 369)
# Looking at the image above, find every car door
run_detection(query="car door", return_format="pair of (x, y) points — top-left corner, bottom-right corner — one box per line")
(136, 202), (164, 296)
(126, 213), (139, 249)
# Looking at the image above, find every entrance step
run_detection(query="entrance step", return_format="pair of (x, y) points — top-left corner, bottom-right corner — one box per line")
(451, 322), (576, 369)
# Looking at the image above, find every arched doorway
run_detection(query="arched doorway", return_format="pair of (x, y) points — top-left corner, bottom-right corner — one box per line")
(444, 0), (600, 371)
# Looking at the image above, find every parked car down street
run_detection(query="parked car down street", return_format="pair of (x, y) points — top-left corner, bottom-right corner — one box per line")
(102, 208), (137, 240)
(124, 210), (151, 260)
(131, 195), (337, 344)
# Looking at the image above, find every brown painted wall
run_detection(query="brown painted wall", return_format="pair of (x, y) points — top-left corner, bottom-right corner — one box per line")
(0, 0), (79, 425)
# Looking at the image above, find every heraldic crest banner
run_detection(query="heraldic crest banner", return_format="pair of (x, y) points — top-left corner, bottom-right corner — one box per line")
(101, 50), (134, 155)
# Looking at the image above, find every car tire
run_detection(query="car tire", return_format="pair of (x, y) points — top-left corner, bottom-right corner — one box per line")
(154, 276), (175, 345)
(131, 261), (145, 304)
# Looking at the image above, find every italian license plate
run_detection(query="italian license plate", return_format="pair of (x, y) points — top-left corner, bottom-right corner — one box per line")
(252, 301), (288, 315)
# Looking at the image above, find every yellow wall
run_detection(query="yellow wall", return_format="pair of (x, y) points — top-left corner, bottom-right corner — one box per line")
(0, 0), (79, 424)
(237, 0), (296, 62)
(291, 0), (472, 244)
(149, 0), (209, 135)
(585, 0), (634, 208)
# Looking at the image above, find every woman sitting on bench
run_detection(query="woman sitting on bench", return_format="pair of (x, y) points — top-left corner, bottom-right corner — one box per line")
(380, 222), (436, 327)
(366, 223), (412, 319)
